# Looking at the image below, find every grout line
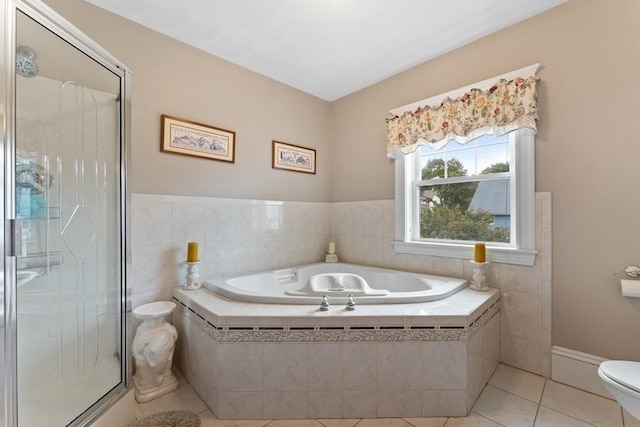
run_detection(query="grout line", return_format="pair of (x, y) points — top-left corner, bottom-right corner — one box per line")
(535, 405), (600, 427)
(532, 396), (542, 426)
(483, 383), (539, 405)
(536, 379), (602, 426)
(470, 411), (508, 426)
(402, 418), (440, 427)
(486, 380), (545, 405)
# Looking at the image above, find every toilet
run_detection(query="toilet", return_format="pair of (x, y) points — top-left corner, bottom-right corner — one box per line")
(598, 360), (640, 420)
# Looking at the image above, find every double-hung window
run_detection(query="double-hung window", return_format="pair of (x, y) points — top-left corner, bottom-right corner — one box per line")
(389, 66), (539, 266)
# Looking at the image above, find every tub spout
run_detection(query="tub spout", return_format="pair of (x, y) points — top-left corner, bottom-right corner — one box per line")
(346, 294), (356, 311)
(320, 295), (330, 311)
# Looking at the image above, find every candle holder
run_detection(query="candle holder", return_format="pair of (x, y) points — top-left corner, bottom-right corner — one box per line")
(469, 261), (490, 291)
(325, 253), (339, 263)
(183, 261), (202, 290)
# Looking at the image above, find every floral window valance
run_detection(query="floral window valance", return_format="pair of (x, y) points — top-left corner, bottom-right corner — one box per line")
(386, 75), (538, 157)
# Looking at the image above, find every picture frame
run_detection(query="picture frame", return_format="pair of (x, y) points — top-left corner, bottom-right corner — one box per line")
(161, 114), (235, 163)
(272, 140), (316, 174)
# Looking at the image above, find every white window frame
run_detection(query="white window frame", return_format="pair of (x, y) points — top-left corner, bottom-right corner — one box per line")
(391, 66), (539, 266)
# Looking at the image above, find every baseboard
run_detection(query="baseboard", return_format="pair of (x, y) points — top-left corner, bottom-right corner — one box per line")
(551, 346), (612, 399)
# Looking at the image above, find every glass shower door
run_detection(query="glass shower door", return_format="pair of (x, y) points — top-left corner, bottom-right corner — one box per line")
(13, 8), (126, 426)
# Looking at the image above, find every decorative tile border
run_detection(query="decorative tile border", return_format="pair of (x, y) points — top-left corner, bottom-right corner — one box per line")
(173, 297), (500, 343)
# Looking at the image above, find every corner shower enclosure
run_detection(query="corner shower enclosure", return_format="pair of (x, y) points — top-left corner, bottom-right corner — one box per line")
(1, 1), (131, 426)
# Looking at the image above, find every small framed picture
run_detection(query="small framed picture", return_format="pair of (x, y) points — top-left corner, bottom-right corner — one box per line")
(272, 140), (316, 174)
(161, 114), (235, 163)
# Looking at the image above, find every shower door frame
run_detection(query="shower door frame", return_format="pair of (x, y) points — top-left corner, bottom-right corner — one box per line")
(1, 0), (132, 426)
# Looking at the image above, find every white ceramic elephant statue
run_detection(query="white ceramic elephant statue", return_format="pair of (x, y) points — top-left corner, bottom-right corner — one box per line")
(132, 320), (178, 402)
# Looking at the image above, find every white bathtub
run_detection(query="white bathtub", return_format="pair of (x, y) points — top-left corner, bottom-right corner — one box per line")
(204, 262), (468, 305)
(173, 268), (500, 420)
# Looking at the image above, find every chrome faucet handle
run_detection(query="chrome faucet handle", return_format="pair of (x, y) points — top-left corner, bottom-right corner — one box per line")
(346, 294), (356, 311)
(320, 295), (330, 311)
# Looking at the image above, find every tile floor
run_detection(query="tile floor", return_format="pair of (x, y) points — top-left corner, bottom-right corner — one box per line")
(135, 364), (640, 427)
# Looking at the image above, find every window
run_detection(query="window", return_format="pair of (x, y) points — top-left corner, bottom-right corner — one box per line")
(394, 128), (536, 266)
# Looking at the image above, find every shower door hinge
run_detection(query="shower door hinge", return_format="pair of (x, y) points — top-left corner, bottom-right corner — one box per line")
(8, 218), (23, 257)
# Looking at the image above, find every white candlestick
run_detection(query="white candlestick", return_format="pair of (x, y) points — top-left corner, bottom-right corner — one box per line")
(184, 261), (201, 290)
(469, 261), (490, 291)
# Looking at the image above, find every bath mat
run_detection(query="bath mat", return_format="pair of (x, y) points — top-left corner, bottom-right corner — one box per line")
(133, 410), (200, 427)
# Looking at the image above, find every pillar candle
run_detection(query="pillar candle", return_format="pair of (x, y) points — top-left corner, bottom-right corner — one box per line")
(474, 243), (486, 263)
(187, 242), (199, 262)
(327, 241), (336, 254)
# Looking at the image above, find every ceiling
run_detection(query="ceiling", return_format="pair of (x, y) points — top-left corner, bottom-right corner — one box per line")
(85, 0), (566, 101)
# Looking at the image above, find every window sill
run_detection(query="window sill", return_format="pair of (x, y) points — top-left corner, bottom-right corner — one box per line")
(393, 241), (537, 266)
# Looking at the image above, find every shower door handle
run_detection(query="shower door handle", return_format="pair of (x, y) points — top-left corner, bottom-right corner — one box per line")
(8, 218), (23, 257)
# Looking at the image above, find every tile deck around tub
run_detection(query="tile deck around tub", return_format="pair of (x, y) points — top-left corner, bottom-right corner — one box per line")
(172, 286), (501, 332)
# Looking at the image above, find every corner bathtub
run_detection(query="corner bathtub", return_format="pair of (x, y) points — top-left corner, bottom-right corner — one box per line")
(173, 262), (502, 419)
(204, 262), (468, 305)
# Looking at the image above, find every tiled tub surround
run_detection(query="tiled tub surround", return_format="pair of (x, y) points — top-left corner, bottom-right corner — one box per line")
(172, 286), (501, 419)
(132, 192), (550, 377)
(131, 194), (331, 308)
(331, 193), (552, 377)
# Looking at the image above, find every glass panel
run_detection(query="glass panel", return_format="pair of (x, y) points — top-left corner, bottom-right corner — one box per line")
(476, 135), (509, 174)
(417, 133), (512, 244)
(418, 135), (510, 178)
(419, 178), (511, 243)
(15, 11), (122, 426)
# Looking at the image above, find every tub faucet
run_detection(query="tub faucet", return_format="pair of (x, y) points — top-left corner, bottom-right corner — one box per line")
(320, 295), (330, 311)
(346, 294), (356, 311)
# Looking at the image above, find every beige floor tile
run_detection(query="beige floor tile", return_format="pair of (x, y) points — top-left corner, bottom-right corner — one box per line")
(533, 406), (593, 427)
(174, 368), (188, 387)
(489, 364), (546, 403)
(355, 419), (413, 427)
(403, 418), (447, 427)
(472, 385), (538, 427)
(235, 421), (272, 427)
(198, 409), (237, 426)
(317, 419), (361, 427)
(401, 417), (447, 427)
(441, 413), (502, 427)
(137, 383), (208, 417)
(623, 410), (640, 427)
(265, 420), (325, 427)
(540, 380), (623, 427)
(134, 403), (145, 420)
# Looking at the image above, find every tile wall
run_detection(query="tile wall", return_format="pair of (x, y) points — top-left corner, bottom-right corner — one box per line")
(172, 307), (501, 419)
(330, 193), (552, 376)
(131, 194), (331, 309)
(131, 192), (551, 376)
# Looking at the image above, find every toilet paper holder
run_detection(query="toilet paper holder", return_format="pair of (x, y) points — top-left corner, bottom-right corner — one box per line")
(610, 265), (640, 281)
(610, 266), (640, 297)
(624, 265), (640, 277)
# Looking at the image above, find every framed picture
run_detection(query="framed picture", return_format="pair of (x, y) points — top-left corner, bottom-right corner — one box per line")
(161, 114), (235, 163)
(272, 141), (316, 174)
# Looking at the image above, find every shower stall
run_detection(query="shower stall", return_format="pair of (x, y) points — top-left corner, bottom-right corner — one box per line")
(1, 0), (131, 426)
